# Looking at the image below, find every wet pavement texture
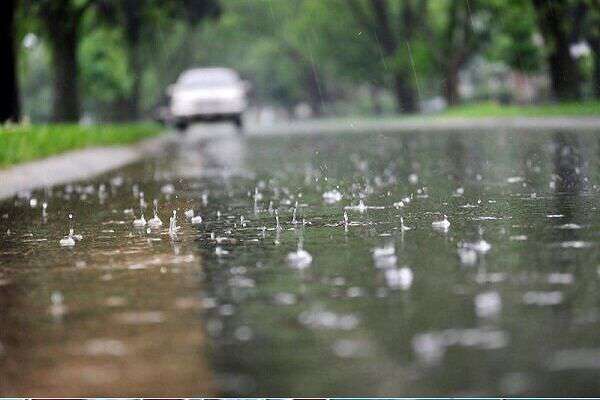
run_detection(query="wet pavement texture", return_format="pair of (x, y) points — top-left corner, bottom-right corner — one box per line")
(1, 126), (600, 396)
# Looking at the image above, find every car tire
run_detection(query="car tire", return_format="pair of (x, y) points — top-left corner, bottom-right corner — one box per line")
(233, 115), (243, 133)
(175, 120), (188, 133)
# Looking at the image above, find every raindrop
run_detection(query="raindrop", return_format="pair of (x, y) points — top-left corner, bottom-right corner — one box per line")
(385, 267), (413, 290)
(168, 210), (180, 237)
(42, 202), (48, 221)
(400, 216), (411, 231)
(432, 214), (450, 231)
(234, 325), (253, 341)
(184, 209), (195, 219)
(49, 291), (67, 318)
(372, 243), (395, 258)
(215, 246), (229, 256)
(291, 201), (298, 224)
(523, 291), (563, 306)
(59, 213), (82, 246)
(323, 189), (343, 204)
(458, 246), (478, 266)
(475, 291), (502, 318)
(408, 173), (419, 184)
(287, 239), (312, 269)
(133, 213), (146, 228)
(161, 184), (175, 195)
(393, 200), (405, 208)
(275, 209), (283, 232)
(147, 199), (163, 229)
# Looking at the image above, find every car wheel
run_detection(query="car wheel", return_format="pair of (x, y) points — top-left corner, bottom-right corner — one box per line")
(175, 120), (188, 133)
(233, 115), (243, 133)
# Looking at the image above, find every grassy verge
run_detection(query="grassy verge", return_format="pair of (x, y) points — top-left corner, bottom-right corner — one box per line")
(0, 123), (162, 167)
(441, 100), (600, 118)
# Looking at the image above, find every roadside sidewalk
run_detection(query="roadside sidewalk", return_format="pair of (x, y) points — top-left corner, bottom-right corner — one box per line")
(0, 133), (172, 200)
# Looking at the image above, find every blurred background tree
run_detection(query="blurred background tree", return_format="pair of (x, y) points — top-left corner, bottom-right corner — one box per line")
(3, 0), (599, 124)
(0, 0), (20, 123)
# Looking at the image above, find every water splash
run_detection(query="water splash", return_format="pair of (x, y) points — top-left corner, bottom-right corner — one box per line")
(42, 201), (48, 222)
(147, 199), (163, 229)
(291, 201), (298, 224)
(432, 214), (450, 231)
(191, 214), (203, 225)
(372, 243), (397, 268)
(59, 213), (82, 246)
(275, 209), (283, 232)
(133, 213), (146, 228)
(323, 189), (343, 204)
(169, 210), (180, 238)
(287, 238), (312, 269)
(400, 216), (411, 231)
(385, 267), (413, 290)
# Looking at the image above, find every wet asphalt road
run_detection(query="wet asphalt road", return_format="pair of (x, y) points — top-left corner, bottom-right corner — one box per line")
(2, 123), (600, 396)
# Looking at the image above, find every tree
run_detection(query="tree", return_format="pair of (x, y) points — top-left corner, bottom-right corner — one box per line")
(119, 0), (143, 119)
(0, 0), (21, 123)
(347, 0), (423, 113)
(79, 26), (133, 121)
(486, 0), (542, 74)
(581, 0), (600, 98)
(94, 0), (220, 119)
(196, 0), (332, 115)
(29, 0), (98, 122)
(429, 0), (493, 106)
(303, 1), (389, 114)
(532, 0), (582, 100)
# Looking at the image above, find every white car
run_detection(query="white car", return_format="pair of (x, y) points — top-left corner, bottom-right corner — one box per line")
(168, 67), (248, 131)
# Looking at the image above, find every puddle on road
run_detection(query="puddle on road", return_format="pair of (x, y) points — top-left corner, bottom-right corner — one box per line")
(2, 128), (600, 396)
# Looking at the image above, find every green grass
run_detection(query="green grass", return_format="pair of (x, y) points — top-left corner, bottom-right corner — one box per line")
(441, 100), (600, 118)
(0, 123), (162, 167)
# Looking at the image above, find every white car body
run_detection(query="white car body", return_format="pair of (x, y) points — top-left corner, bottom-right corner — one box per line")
(168, 67), (248, 129)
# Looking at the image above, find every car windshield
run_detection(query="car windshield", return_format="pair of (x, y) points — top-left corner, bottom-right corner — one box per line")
(178, 70), (237, 88)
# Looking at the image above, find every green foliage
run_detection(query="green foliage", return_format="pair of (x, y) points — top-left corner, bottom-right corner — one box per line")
(18, 39), (53, 122)
(486, 0), (542, 72)
(0, 123), (161, 166)
(14, 0), (600, 121)
(80, 28), (132, 103)
(441, 100), (600, 117)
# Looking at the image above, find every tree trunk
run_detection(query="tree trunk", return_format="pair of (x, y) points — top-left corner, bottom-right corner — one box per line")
(50, 32), (80, 122)
(46, 8), (80, 122)
(0, 0), (20, 123)
(440, 1), (462, 107)
(591, 38), (600, 99)
(394, 73), (418, 113)
(123, 0), (142, 119)
(370, 85), (382, 115)
(305, 64), (324, 117)
(443, 64), (460, 106)
(532, 0), (581, 101)
(126, 46), (141, 120)
(547, 40), (581, 100)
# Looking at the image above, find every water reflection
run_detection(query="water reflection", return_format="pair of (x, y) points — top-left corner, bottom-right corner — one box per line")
(553, 131), (584, 194)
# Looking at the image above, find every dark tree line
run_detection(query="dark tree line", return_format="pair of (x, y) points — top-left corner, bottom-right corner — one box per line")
(1, 0), (20, 123)
(0, 0), (219, 123)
